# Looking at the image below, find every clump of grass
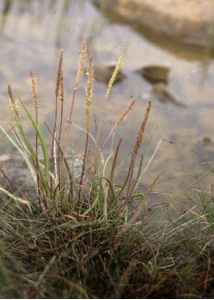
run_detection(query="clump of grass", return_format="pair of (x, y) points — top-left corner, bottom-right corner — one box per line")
(0, 46), (213, 298)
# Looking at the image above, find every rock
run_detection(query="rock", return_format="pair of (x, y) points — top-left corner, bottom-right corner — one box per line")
(193, 136), (214, 162)
(202, 136), (212, 147)
(152, 82), (187, 107)
(93, 0), (214, 48)
(94, 64), (126, 84)
(137, 65), (170, 84)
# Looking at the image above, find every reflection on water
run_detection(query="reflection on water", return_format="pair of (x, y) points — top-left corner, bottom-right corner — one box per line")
(0, 0), (12, 33)
(0, 0), (214, 201)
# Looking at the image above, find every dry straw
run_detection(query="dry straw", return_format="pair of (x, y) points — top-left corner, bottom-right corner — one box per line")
(105, 47), (126, 100)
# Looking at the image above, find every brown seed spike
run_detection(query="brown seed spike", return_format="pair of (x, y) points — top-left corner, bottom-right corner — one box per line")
(76, 43), (87, 83)
(60, 68), (64, 102)
(8, 85), (15, 104)
(30, 71), (39, 110)
(133, 100), (152, 156)
(115, 100), (136, 129)
(102, 99), (136, 147)
(8, 85), (19, 116)
(85, 56), (94, 133)
(55, 49), (64, 99)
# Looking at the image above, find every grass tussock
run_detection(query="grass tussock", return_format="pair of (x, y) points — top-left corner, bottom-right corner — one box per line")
(0, 46), (214, 298)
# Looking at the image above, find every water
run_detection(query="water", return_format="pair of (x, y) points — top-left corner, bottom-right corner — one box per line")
(0, 0), (214, 203)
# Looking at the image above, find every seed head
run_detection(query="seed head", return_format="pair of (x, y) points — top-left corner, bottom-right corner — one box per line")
(133, 100), (152, 155)
(55, 49), (64, 99)
(85, 56), (94, 133)
(30, 71), (39, 110)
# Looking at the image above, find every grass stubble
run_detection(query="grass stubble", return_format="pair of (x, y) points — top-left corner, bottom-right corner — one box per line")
(0, 45), (213, 298)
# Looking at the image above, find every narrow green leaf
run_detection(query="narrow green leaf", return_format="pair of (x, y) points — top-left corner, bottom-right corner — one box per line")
(18, 97), (50, 182)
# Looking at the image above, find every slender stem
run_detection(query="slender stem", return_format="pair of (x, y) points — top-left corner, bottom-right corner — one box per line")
(58, 69), (64, 189)
(78, 133), (89, 206)
(50, 95), (58, 197)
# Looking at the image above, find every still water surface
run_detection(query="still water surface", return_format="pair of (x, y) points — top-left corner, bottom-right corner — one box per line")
(0, 0), (214, 203)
